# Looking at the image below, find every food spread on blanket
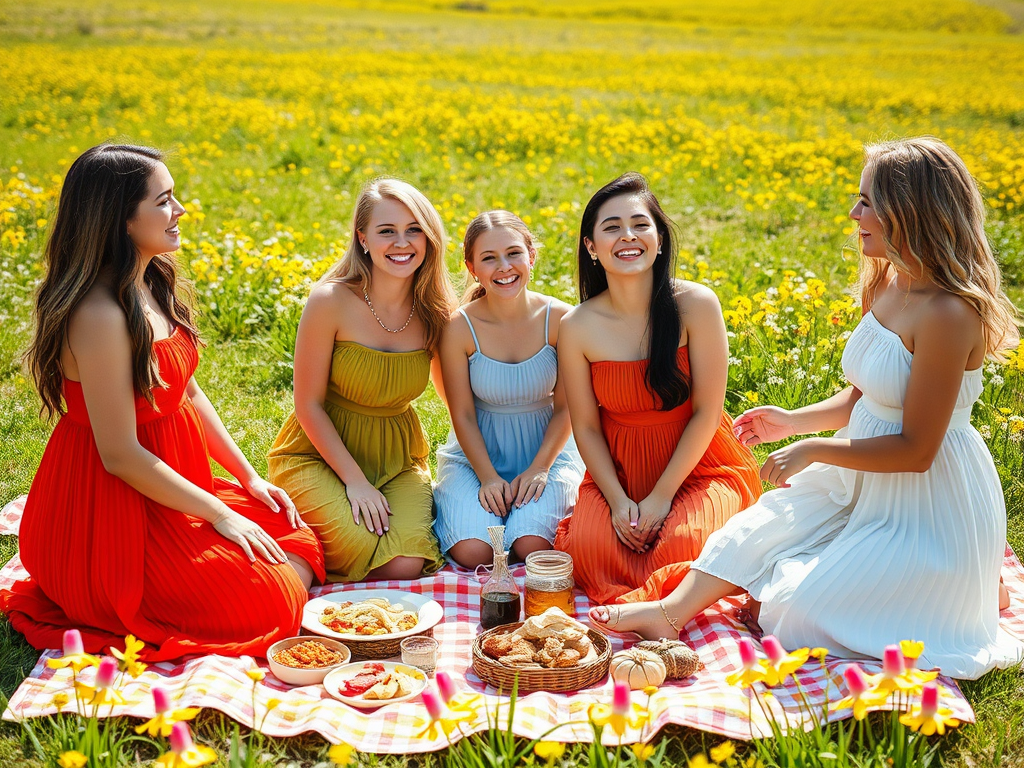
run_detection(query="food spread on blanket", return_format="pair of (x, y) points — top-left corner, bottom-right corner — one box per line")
(336, 662), (424, 700)
(271, 640), (346, 669)
(319, 598), (418, 636)
(480, 607), (596, 668)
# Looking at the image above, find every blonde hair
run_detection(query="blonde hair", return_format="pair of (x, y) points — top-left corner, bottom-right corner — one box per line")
(460, 210), (537, 304)
(858, 136), (1021, 359)
(320, 178), (455, 354)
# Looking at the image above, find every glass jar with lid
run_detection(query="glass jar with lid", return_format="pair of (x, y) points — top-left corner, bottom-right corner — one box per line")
(523, 551), (575, 617)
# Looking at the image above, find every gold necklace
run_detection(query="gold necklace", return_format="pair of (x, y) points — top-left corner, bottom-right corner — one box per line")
(363, 286), (416, 333)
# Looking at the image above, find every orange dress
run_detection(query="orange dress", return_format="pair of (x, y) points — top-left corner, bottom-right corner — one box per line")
(554, 347), (761, 604)
(0, 328), (325, 661)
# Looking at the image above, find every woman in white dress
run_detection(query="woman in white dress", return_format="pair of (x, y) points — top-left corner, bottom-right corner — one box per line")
(590, 137), (1023, 679)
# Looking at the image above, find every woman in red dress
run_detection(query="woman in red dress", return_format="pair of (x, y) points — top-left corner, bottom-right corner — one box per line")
(0, 145), (325, 660)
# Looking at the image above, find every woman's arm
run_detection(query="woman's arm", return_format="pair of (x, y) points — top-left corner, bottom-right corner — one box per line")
(292, 284), (390, 535)
(762, 296), (980, 486)
(439, 313), (512, 515)
(733, 386), (863, 447)
(187, 377), (302, 527)
(559, 309), (646, 553)
(512, 302), (574, 507)
(635, 284), (729, 547)
(69, 296), (288, 564)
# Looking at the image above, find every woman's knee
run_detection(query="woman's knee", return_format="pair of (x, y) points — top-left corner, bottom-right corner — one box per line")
(448, 539), (492, 569)
(368, 556), (426, 581)
(511, 535), (551, 561)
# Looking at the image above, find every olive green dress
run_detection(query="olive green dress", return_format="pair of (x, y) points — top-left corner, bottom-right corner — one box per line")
(268, 341), (443, 582)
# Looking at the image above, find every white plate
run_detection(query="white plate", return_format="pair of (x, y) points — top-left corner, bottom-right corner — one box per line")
(302, 589), (444, 642)
(323, 661), (428, 709)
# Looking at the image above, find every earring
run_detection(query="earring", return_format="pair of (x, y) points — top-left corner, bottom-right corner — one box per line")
(361, 243), (368, 254)
(472, 275), (479, 283)
(590, 252), (598, 263)
(657, 247), (662, 255)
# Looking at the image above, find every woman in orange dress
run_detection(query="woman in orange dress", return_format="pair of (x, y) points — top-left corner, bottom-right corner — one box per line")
(553, 173), (761, 605)
(0, 145), (325, 660)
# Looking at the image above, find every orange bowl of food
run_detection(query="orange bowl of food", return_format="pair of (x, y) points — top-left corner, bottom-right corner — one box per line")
(267, 636), (351, 686)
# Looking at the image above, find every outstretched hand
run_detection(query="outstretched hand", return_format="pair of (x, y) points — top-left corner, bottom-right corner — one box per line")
(733, 405), (795, 447)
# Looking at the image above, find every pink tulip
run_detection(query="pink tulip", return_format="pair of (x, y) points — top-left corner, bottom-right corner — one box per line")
(169, 722), (193, 754)
(738, 638), (758, 669)
(761, 635), (785, 664)
(422, 687), (444, 721)
(612, 680), (630, 715)
(920, 682), (939, 715)
(843, 664), (869, 697)
(882, 645), (905, 677)
(96, 657), (118, 688)
(436, 671), (456, 704)
(152, 686), (170, 714)
(63, 629), (84, 657)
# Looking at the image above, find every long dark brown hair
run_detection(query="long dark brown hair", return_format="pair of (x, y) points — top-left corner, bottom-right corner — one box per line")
(26, 144), (199, 419)
(578, 172), (688, 410)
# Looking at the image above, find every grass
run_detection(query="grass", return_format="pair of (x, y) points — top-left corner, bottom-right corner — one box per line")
(0, 0), (1022, 765)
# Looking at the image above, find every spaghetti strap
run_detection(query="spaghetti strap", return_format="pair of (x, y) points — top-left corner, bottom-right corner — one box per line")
(459, 308), (481, 353)
(544, 300), (552, 343)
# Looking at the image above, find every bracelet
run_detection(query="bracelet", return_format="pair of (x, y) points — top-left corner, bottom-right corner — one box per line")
(659, 600), (683, 634)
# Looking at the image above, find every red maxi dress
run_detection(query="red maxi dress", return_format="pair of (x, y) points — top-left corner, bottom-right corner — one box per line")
(0, 328), (325, 660)
(554, 347), (762, 604)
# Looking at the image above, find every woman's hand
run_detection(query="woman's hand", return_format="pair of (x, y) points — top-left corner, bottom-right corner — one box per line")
(609, 496), (645, 553)
(760, 439), (821, 488)
(212, 508), (289, 565)
(733, 406), (796, 447)
(244, 476), (305, 529)
(478, 476), (513, 517)
(510, 465), (549, 508)
(636, 492), (672, 549)
(346, 479), (391, 536)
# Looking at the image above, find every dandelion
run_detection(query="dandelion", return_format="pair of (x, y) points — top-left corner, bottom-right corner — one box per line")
(154, 722), (217, 768)
(534, 740), (566, 764)
(58, 752), (88, 768)
(47, 629), (99, 673)
(328, 742), (356, 766)
(899, 682), (961, 736)
(632, 742), (656, 761)
(135, 685), (201, 737)
(710, 741), (736, 762)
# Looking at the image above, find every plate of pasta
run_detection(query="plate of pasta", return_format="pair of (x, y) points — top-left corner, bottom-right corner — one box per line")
(302, 590), (444, 642)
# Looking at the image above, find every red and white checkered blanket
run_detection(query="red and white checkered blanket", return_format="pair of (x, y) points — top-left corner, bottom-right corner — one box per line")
(2, 496), (1023, 752)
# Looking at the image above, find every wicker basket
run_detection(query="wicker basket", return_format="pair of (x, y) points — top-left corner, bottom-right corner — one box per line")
(338, 627), (435, 660)
(472, 623), (611, 692)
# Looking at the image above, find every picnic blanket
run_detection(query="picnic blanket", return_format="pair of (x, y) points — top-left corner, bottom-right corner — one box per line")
(2, 495), (1023, 752)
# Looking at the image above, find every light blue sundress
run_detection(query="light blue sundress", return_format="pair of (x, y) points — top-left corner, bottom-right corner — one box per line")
(433, 301), (585, 554)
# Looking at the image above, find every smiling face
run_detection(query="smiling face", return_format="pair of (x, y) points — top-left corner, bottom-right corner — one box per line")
(467, 226), (534, 298)
(584, 193), (661, 277)
(126, 161), (185, 259)
(358, 197), (427, 278)
(849, 167), (886, 261)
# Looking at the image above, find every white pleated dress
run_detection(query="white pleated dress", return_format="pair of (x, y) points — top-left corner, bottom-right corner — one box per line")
(433, 303), (585, 554)
(693, 311), (1023, 679)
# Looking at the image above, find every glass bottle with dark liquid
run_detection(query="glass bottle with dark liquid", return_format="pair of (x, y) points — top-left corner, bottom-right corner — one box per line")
(480, 552), (521, 630)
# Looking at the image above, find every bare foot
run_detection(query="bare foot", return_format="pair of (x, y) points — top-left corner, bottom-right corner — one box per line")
(1000, 581), (1010, 612)
(588, 601), (681, 640)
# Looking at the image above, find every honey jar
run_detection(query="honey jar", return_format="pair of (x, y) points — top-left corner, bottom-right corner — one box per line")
(523, 551), (575, 617)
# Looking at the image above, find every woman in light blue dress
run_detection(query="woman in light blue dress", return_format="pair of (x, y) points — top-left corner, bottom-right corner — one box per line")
(435, 211), (584, 568)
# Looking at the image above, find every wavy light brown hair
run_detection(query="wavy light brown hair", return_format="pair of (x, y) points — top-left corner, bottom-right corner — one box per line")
(26, 144), (199, 420)
(858, 137), (1021, 359)
(320, 178), (455, 355)
(461, 210), (538, 304)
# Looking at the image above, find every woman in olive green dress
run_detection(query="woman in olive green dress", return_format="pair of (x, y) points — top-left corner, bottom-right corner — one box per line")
(269, 179), (456, 581)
